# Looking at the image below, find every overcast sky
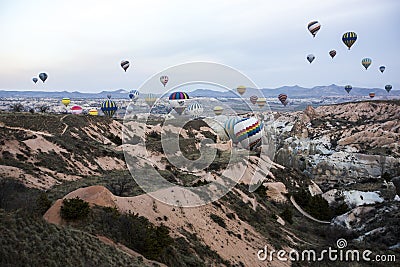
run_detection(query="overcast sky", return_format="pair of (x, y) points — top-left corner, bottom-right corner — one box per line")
(0, 0), (399, 93)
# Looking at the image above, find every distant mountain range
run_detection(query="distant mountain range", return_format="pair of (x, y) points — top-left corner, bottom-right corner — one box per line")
(0, 85), (398, 99)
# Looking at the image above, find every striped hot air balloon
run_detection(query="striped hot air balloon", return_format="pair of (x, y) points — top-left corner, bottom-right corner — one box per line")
(71, 105), (83, 115)
(385, 85), (392, 93)
(213, 106), (224, 115)
(129, 90), (139, 101)
(101, 99), (118, 117)
(329, 50), (337, 59)
(278, 94), (288, 106)
(362, 58), (372, 70)
(88, 108), (98, 116)
(187, 102), (204, 118)
(249, 95), (258, 105)
(307, 21), (321, 37)
(224, 116), (241, 143)
(342, 32), (357, 50)
(345, 85), (352, 94)
(61, 98), (71, 108)
(256, 98), (266, 108)
(237, 85), (246, 96)
(234, 117), (263, 151)
(369, 92), (375, 98)
(121, 60), (130, 72)
(160, 76), (169, 87)
(169, 92), (189, 115)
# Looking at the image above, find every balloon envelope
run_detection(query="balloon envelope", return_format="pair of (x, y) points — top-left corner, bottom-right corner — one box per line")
(379, 66), (385, 73)
(32, 77), (38, 84)
(249, 95), (258, 105)
(39, 73), (48, 83)
(187, 102), (204, 118)
(237, 86), (246, 96)
(129, 90), (139, 101)
(160, 76), (169, 87)
(71, 105), (83, 115)
(329, 50), (337, 59)
(224, 117), (241, 143)
(88, 109), (98, 116)
(307, 54), (315, 63)
(121, 60), (130, 72)
(234, 117), (263, 151)
(278, 94), (288, 106)
(256, 98), (266, 108)
(362, 58), (372, 70)
(345, 85), (352, 94)
(369, 92), (375, 98)
(213, 106), (224, 115)
(307, 21), (321, 37)
(61, 98), (71, 107)
(101, 99), (118, 117)
(385, 85), (392, 93)
(342, 32), (357, 50)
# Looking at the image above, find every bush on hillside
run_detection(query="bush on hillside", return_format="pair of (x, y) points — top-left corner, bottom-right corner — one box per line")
(60, 197), (90, 221)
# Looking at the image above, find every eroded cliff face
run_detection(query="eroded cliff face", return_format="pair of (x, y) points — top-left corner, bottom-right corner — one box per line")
(273, 101), (400, 190)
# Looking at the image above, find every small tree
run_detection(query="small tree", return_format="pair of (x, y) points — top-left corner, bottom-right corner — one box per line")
(36, 192), (52, 215)
(38, 105), (50, 113)
(60, 197), (90, 220)
(10, 103), (24, 112)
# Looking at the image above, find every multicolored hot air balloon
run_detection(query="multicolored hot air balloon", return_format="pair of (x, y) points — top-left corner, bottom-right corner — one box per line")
(278, 94), (288, 106)
(160, 76), (169, 87)
(379, 66), (386, 73)
(32, 77), (38, 84)
(129, 90), (139, 101)
(39, 73), (48, 83)
(249, 95), (258, 105)
(237, 85), (246, 96)
(88, 108), (98, 116)
(121, 60), (130, 72)
(307, 21), (321, 37)
(213, 106), (224, 115)
(385, 85), (392, 93)
(61, 98), (71, 108)
(362, 58), (372, 70)
(169, 92), (189, 115)
(101, 99), (118, 117)
(329, 50), (337, 59)
(234, 117), (263, 151)
(224, 117), (241, 143)
(187, 102), (204, 118)
(307, 54), (315, 63)
(369, 92), (375, 98)
(71, 105), (83, 115)
(345, 85), (352, 94)
(256, 98), (266, 108)
(342, 32), (357, 50)
(145, 93), (157, 107)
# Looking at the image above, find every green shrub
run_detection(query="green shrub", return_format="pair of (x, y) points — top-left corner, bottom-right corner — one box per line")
(210, 214), (226, 228)
(60, 197), (90, 221)
(280, 207), (293, 224)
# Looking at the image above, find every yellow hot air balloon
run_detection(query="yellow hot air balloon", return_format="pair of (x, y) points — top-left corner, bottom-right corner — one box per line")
(213, 106), (224, 115)
(61, 98), (71, 108)
(88, 108), (98, 116)
(237, 85), (246, 96)
(256, 98), (267, 108)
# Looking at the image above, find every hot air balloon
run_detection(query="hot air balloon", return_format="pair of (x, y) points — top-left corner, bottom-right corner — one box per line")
(307, 54), (315, 63)
(249, 95), (258, 105)
(345, 85), (352, 94)
(121, 60), (130, 72)
(160, 76), (169, 87)
(379, 66), (386, 73)
(369, 92), (375, 98)
(234, 117), (263, 151)
(213, 106), (224, 116)
(88, 108), (98, 116)
(256, 98), (266, 108)
(362, 58), (372, 70)
(237, 85), (246, 96)
(278, 94), (288, 106)
(307, 21), (321, 37)
(145, 93), (157, 107)
(61, 98), (71, 108)
(385, 85), (392, 93)
(224, 117), (241, 143)
(169, 92), (189, 115)
(107, 94), (112, 99)
(342, 32), (357, 50)
(39, 73), (48, 83)
(187, 102), (204, 118)
(32, 77), (38, 84)
(329, 50), (337, 59)
(71, 105), (83, 115)
(101, 99), (118, 117)
(129, 90), (139, 101)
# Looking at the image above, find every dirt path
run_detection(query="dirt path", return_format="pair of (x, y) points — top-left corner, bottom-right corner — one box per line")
(290, 196), (331, 224)
(60, 114), (69, 135)
(0, 123), (53, 137)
